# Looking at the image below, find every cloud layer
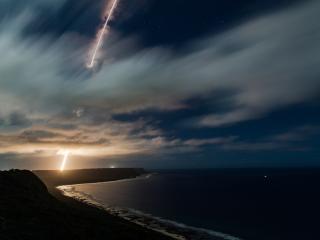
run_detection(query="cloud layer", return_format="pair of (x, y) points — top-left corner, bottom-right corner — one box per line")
(0, 0), (319, 167)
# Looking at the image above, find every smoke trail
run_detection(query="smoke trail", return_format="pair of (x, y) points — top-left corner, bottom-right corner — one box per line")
(87, 0), (120, 68)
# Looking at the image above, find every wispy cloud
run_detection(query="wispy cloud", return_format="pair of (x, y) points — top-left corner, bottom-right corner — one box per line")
(0, 0), (319, 163)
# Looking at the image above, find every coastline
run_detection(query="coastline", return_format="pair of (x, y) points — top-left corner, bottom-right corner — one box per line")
(56, 174), (184, 240)
(43, 170), (175, 239)
(57, 173), (154, 188)
(57, 174), (242, 240)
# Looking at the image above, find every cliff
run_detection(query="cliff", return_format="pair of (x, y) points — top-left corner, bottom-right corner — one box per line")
(0, 169), (169, 240)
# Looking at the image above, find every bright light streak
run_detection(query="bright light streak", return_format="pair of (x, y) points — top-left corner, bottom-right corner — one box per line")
(87, 0), (120, 68)
(58, 150), (70, 171)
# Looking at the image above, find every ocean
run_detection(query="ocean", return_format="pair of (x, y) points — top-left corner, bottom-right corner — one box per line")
(59, 169), (320, 240)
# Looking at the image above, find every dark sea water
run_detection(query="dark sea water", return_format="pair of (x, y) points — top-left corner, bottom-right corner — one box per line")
(62, 169), (320, 240)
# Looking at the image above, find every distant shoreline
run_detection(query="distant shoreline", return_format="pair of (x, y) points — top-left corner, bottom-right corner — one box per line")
(57, 173), (154, 188)
(33, 168), (147, 188)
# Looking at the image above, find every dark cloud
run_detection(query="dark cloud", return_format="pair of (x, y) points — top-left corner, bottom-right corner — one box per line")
(8, 113), (31, 127)
(271, 126), (320, 142)
(0, 112), (31, 129)
(219, 125), (320, 151)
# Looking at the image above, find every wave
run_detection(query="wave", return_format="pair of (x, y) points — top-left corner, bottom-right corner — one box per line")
(58, 182), (243, 240)
(105, 206), (243, 240)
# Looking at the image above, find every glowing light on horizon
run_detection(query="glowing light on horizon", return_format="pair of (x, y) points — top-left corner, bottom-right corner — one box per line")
(58, 150), (70, 171)
(87, 0), (120, 68)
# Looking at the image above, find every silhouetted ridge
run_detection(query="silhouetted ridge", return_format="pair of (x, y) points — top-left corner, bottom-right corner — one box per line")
(1, 169), (48, 197)
(34, 168), (146, 187)
(0, 169), (169, 240)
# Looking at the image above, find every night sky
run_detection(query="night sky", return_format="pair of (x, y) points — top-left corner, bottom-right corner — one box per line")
(0, 0), (319, 169)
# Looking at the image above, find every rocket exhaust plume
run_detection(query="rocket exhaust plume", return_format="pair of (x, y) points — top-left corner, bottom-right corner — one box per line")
(58, 150), (70, 171)
(87, 0), (120, 68)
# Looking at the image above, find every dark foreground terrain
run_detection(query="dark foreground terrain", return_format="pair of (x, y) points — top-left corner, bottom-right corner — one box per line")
(0, 169), (170, 240)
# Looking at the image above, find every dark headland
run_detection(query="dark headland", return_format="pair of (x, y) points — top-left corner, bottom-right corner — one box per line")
(34, 168), (147, 190)
(0, 169), (171, 240)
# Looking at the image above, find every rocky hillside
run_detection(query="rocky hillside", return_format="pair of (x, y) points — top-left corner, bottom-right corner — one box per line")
(0, 170), (169, 240)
